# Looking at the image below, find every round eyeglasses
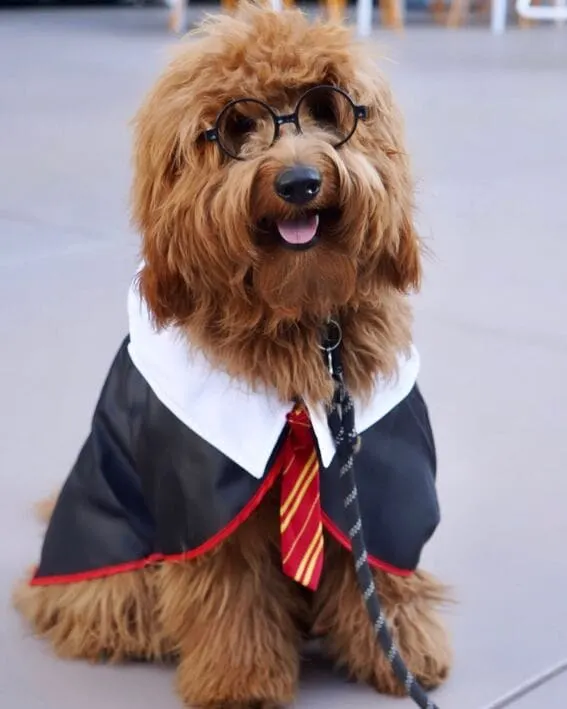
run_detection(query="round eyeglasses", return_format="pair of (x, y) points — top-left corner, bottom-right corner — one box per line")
(203, 85), (368, 161)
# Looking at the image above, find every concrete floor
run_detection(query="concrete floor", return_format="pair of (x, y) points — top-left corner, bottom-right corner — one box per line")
(1, 7), (567, 709)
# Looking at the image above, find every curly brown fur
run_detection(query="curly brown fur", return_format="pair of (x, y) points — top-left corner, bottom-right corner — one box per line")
(133, 3), (421, 405)
(313, 537), (452, 693)
(16, 5), (450, 707)
(159, 485), (307, 708)
(14, 566), (169, 662)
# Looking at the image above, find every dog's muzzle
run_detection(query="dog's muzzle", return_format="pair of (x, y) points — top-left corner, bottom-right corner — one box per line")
(272, 165), (322, 251)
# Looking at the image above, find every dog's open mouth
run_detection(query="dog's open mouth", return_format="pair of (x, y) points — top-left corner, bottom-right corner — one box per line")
(256, 208), (341, 252)
(276, 214), (319, 250)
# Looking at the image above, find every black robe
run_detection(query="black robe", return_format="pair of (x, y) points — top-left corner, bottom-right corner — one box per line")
(31, 287), (440, 586)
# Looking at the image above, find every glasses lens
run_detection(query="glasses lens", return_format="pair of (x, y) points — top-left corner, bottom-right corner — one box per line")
(216, 99), (275, 159)
(297, 87), (357, 147)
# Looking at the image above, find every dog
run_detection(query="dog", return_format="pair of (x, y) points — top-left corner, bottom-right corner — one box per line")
(14, 5), (451, 707)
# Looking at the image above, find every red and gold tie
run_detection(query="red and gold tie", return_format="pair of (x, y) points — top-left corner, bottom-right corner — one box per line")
(280, 406), (324, 591)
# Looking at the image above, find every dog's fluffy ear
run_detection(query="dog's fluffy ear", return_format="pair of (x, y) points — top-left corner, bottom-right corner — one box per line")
(133, 141), (194, 327)
(131, 72), (196, 327)
(379, 215), (422, 293)
(354, 69), (422, 294)
(136, 259), (193, 328)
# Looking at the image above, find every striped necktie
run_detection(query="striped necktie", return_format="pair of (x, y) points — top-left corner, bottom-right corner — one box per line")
(280, 406), (324, 591)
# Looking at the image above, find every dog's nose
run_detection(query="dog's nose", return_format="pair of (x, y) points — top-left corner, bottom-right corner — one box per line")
(274, 166), (322, 205)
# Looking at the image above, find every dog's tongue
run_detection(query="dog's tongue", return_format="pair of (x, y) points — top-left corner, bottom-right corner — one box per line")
(276, 214), (319, 245)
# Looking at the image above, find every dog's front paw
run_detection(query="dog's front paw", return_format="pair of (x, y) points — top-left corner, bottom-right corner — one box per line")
(368, 605), (452, 695)
(368, 580), (452, 696)
(369, 649), (451, 696)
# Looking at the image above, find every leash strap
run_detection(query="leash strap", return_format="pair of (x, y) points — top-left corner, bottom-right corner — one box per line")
(323, 332), (439, 709)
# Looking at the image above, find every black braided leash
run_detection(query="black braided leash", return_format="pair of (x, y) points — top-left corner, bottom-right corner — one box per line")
(322, 323), (439, 709)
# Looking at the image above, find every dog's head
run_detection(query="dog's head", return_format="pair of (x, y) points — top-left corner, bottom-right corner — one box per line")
(133, 4), (420, 390)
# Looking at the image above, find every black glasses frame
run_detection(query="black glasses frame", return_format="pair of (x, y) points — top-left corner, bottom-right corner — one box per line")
(203, 84), (368, 161)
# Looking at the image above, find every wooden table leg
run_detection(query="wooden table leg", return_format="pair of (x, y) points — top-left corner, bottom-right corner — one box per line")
(446, 0), (469, 26)
(381, 0), (403, 28)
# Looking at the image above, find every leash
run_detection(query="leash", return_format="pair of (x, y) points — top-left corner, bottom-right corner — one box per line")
(322, 321), (440, 709)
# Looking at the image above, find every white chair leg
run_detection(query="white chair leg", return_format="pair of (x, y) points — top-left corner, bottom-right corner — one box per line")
(555, 0), (566, 27)
(356, 0), (374, 36)
(491, 0), (507, 33)
(168, 0), (188, 34)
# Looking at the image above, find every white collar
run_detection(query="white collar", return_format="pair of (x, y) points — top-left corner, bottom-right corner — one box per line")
(127, 281), (420, 479)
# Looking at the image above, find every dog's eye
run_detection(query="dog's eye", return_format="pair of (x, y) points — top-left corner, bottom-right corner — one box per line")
(307, 94), (337, 126)
(298, 87), (356, 146)
(217, 100), (273, 159)
(230, 115), (257, 136)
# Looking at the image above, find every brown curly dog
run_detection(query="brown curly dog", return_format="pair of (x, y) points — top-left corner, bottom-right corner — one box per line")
(15, 5), (451, 708)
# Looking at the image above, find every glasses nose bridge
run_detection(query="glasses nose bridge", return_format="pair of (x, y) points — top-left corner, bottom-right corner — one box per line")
(275, 112), (300, 139)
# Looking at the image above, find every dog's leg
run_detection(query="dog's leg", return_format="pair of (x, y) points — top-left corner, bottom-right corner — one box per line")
(14, 566), (169, 662)
(313, 537), (452, 695)
(159, 492), (304, 709)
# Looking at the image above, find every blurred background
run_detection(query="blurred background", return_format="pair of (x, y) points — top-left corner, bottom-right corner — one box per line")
(1, 2), (566, 709)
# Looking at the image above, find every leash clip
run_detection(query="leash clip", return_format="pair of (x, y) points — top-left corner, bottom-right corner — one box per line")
(319, 319), (342, 376)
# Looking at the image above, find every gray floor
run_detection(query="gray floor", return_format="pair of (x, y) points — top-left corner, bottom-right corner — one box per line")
(1, 7), (567, 709)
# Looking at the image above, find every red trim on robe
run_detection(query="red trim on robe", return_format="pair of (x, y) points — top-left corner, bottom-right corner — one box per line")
(31, 434), (413, 587)
(30, 453), (283, 586)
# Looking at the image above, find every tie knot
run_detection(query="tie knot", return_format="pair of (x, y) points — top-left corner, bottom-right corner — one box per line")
(286, 406), (314, 450)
